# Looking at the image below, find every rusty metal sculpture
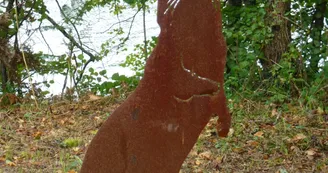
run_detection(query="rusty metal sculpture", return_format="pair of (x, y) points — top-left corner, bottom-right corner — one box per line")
(80, 0), (230, 172)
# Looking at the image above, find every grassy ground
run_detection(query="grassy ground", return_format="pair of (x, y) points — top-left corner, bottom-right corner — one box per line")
(0, 96), (327, 173)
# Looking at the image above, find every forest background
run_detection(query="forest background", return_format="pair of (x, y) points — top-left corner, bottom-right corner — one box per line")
(0, 0), (327, 108)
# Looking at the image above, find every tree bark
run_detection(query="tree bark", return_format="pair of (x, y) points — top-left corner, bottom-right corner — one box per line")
(227, 0), (242, 6)
(227, 0), (255, 6)
(0, 0), (14, 92)
(0, 63), (8, 91)
(261, 0), (291, 79)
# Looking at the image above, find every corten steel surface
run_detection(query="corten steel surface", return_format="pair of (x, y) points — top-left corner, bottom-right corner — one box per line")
(80, 0), (231, 172)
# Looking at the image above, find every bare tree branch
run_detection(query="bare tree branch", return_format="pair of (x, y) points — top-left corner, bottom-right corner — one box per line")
(117, 7), (141, 50)
(38, 21), (54, 55)
(142, 3), (148, 59)
(45, 14), (98, 86)
(54, 0), (83, 46)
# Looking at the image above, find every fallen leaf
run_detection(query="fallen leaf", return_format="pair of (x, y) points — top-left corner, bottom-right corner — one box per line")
(246, 140), (259, 147)
(68, 119), (75, 125)
(263, 154), (269, 160)
(81, 105), (88, 110)
(90, 130), (98, 135)
(215, 156), (224, 164)
(317, 107), (324, 115)
(72, 147), (80, 152)
(199, 151), (212, 160)
(292, 133), (307, 142)
(6, 160), (16, 166)
(0, 157), (5, 164)
(33, 131), (42, 139)
(254, 131), (264, 138)
(31, 161), (42, 166)
(195, 159), (201, 165)
(94, 116), (101, 120)
(290, 146), (300, 153)
(88, 94), (101, 101)
(227, 128), (234, 137)
(305, 148), (316, 156)
(271, 108), (278, 117)
(232, 147), (244, 153)
(30, 146), (38, 151)
(247, 149), (256, 154)
(72, 147), (85, 154)
(260, 123), (275, 130)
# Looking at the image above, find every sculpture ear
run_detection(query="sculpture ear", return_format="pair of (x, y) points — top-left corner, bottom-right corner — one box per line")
(157, 0), (169, 27)
(158, 0), (182, 28)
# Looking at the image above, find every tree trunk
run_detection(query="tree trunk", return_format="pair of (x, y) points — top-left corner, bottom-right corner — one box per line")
(0, 0), (14, 92)
(227, 0), (255, 6)
(0, 63), (8, 92)
(227, 0), (242, 6)
(261, 0), (291, 79)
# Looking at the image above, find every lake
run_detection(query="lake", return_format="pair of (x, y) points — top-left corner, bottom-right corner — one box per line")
(24, 0), (160, 95)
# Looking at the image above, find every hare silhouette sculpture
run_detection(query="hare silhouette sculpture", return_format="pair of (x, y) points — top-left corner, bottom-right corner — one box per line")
(80, 0), (231, 172)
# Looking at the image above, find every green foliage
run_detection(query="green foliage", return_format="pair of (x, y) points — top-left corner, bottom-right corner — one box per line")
(221, 1), (328, 109)
(80, 0), (154, 16)
(0, 0), (159, 98)
(60, 138), (82, 148)
(23, 113), (32, 120)
(87, 36), (158, 97)
(222, 2), (270, 99)
(0, 0), (326, 110)
(94, 73), (141, 96)
(120, 36), (157, 73)
(37, 53), (68, 75)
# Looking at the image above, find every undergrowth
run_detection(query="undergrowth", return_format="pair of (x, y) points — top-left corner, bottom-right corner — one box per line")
(0, 96), (327, 173)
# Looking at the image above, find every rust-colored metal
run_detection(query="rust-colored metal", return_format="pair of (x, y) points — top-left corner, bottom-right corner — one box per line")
(80, 0), (230, 172)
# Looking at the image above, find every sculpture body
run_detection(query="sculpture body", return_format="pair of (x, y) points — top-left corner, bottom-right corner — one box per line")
(81, 0), (231, 172)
